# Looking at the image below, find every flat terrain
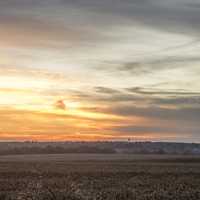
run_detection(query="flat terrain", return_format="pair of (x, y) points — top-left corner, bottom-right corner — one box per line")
(0, 154), (200, 199)
(1, 153), (200, 162)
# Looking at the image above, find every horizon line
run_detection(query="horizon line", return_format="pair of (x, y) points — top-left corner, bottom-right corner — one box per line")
(0, 140), (199, 145)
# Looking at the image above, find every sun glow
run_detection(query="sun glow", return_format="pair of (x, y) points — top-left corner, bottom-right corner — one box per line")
(63, 100), (80, 110)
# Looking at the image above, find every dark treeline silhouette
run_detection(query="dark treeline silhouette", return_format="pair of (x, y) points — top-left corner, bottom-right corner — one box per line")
(0, 141), (200, 155)
(0, 145), (115, 155)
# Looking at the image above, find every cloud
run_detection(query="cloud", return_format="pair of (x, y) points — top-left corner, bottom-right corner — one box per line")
(109, 124), (200, 141)
(70, 89), (143, 104)
(126, 87), (200, 106)
(107, 106), (200, 122)
(70, 86), (200, 108)
(0, 15), (91, 50)
(94, 87), (120, 94)
(127, 87), (200, 96)
(110, 125), (200, 135)
(0, 65), (68, 81)
(60, 0), (200, 38)
(153, 96), (200, 106)
(100, 55), (200, 76)
(54, 100), (66, 110)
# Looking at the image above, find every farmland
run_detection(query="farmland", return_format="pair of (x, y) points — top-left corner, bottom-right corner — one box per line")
(0, 154), (200, 200)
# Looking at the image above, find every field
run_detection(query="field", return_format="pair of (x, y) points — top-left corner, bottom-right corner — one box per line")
(0, 154), (200, 200)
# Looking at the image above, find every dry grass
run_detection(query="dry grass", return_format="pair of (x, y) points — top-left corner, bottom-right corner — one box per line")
(0, 154), (200, 200)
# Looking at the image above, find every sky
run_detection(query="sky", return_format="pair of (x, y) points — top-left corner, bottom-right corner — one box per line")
(0, 0), (200, 142)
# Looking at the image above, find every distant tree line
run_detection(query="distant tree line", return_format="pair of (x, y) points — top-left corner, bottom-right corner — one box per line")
(0, 145), (116, 155)
(0, 142), (200, 155)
